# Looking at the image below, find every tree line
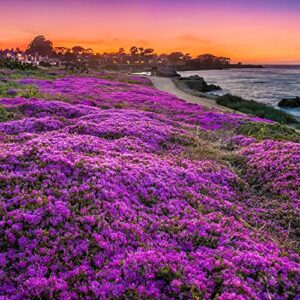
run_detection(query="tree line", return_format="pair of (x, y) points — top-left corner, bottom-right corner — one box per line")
(1, 35), (239, 71)
(24, 35), (233, 69)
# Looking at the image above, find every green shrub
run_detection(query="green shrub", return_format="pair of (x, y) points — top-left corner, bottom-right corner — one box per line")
(9, 70), (59, 80)
(0, 81), (19, 97)
(20, 85), (40, 98)
(0, 81), (40, 98)
(216, 94), (297, 124)
(0, 106), (9, 122)
(236, 122), (300, 142)
(0, 59), (37, 71)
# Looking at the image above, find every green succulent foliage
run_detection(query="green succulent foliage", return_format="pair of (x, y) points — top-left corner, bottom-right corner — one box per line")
(217, 94), (297, 124)
(237, 122), (300, 142)
(0, 81), (40, 98)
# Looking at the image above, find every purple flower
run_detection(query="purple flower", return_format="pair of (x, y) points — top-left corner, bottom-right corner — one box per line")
(0, 75), (298, 299)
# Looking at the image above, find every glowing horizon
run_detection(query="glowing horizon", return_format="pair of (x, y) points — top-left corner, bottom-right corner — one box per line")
(0, 0), (299, 64)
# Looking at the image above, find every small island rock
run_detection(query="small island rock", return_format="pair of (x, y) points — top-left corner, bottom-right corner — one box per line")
(278, 97), (300, 108)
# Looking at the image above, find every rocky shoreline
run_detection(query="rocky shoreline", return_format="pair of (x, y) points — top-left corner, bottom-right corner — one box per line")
(172, 77), (218, 100)
(178, 75), (222, 92)
(278, 97), (300, 108)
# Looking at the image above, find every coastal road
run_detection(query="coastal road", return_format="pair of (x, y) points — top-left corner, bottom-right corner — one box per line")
(149, 76), (234, 112)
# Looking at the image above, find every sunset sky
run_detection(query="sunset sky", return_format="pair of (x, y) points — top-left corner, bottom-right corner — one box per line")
(0, 0), (299, 64)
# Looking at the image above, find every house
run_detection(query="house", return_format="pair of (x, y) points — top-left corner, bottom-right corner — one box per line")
(0, 49), (62, 67)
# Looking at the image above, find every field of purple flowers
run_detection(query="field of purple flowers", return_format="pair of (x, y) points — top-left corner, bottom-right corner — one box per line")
(0, 73), (299, 299)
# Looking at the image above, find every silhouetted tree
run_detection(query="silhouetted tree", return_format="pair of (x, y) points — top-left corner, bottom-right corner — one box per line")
(72, 46), (86, 56)
(138, 47), (145, 64)
(182, 53), (192, 62)
(116, 48), (129, 64)
(55, 47), (69, 56)
(193, 54), (231, 67)
(129, 46), (139, 64)
(167, 52), (185, 64)
(26, 35), (54, 56)
(16, 35), (237, 70)
(196, 54), (217, 64)
(143, 48), (156, 64)
(218, 56), (231, 65)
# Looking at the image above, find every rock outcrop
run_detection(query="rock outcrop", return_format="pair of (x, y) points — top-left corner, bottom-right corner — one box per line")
(178, 75), (222, 92)
(151, 67), (180, 77)
(278, 97), (300, 108)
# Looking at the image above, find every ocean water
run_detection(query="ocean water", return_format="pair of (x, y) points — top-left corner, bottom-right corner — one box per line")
(179, 66), (300, 118)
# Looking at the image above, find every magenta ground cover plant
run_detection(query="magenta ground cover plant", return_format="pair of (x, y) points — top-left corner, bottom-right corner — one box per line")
(19, 76), (270, 130)
(242, 140), (300, 202)
(0, 75), (299, 299)
(239, 140), (300, 242)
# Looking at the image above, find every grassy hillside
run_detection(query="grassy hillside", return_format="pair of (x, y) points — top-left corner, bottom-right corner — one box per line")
(0, 69), (299, 299)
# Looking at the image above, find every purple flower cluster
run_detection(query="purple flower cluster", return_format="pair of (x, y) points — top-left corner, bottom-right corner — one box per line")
(0, 75), (299, 299)
(230, 135), (257, 147)
(238, 140), (300, 241)
(242, 140), (300, 202)
(19, 76), (269, 131)
(0, 98), (189, 153)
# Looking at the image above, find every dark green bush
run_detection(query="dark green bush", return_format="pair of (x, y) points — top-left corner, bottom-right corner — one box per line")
(0, 59), (38, 71)
(236, 122), (300, 142)
(216, 94), (297, 124)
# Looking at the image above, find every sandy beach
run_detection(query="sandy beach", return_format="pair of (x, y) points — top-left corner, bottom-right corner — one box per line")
(149, 76), (235, 112)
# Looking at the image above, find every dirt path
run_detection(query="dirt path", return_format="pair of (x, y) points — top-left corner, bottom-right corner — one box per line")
(149, 76), (234, 112)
